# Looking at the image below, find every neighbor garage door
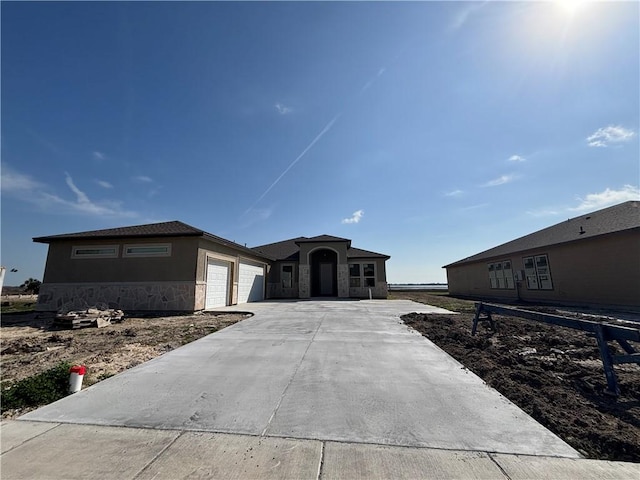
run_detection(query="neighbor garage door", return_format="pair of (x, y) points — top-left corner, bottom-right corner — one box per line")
(205, 259), (230, 309)
(238, 259), (265, 304)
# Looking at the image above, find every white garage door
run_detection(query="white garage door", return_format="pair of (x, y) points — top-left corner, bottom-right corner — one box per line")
(205, 259), (230, 309)
(238, 260), (265, 304)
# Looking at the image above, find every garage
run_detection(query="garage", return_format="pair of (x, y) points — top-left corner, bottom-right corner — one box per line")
(205, 259), (230, 309)
(238, 259), (265, 303)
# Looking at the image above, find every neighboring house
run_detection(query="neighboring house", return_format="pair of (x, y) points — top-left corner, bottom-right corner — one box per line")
(443, 201), (640, 309)
(33, 222), (390, 312)
(252, 235), (390, 299)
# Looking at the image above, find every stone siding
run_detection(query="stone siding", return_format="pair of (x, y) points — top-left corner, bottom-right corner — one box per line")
(299, 265), (310, 298)
(349, 282), (389, 299)
(36, 282), (197, 312)
(337, 264), (349, 298)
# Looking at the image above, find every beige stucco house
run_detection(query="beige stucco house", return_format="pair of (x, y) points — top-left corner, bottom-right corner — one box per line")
(443, 201), (640, 309)
(252, 235), (390, 299)
(33, 222), (389, 312)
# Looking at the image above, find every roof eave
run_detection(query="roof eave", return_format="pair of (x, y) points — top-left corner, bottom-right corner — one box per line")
(32, 231), (203, 244)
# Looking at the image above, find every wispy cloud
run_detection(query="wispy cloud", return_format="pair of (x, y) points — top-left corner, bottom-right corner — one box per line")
(93, 151), (106, 161)
(460, 203), (490, 212)
(244, 113), (342, 215)
(445, 189), (464, 197)
(586, 125), (635, 147)
(481, 174), (519, 187)
(65, 173), (90, 204)
(1, 167), (44, 193)
(508, 155), (526, 162)
(275, 103), (292, 115)
(342, 209), (364, 224)
(569, 185), (640, 212)
(96, 180), (113, 189)
(132, 175), (153, 183)
(450, 2), (488, 31)
(1, 165), (137, 219)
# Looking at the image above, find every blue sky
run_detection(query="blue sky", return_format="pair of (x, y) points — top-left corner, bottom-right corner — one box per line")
(2, 1), (638, 284)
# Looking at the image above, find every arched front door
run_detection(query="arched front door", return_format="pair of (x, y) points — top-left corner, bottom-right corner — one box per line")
(310, 249), (337, 297)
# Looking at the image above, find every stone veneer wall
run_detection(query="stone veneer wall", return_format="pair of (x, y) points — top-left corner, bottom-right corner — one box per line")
(298, 265), (310, 298)
(194, 282), (206, 310)
(337, 265), (349, 298)
(36, 282), (197, 312)
(349, 282), (389, 299)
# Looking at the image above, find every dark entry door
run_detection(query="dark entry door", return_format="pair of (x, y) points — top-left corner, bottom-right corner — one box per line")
(319, 263), (334, 295)
(310, 249), (338, 296)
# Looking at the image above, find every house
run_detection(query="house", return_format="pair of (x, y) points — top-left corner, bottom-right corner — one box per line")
(252, 235), (390, 299)
(443, 201), (640, 309)
(33, 222), (390, 312)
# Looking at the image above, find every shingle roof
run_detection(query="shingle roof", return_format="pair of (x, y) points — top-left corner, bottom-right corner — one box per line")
(347, 247), (390, 259)
(33, 221), (203, 242)
(444, 201), (640, 268)
(251, 237), (305, 261)
(252, 235), (390, 261)
(295, 235), (352, 244)
(33, 220), (274, 261)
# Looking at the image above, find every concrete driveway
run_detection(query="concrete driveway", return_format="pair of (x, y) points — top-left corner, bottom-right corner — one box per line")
(21, 299), (578, 457)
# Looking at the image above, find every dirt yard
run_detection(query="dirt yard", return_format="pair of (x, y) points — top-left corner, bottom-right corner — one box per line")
(3, 294), (639, 462)
(392, 291), (640, 463)
(1, 308), (247, 419)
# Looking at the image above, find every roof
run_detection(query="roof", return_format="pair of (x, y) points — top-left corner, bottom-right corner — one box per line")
(33, 220), (274, 261)
(33, 221), (203, 242)
(295, 235), (352, 244)
(444, 201), (640, 268)
(347, 247), (391, 259)
(251, 237), (304, 261)
(252, 235), (390, 261)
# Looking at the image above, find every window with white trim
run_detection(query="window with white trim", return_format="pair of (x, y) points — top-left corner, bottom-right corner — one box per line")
(523, 254), (553, 290)
(487, 260), (515, 290)
(72, 245), (119, 258)
(281, 264), (294, 288)
(123, 243), (171, 257)
(349, 263), (376, 287)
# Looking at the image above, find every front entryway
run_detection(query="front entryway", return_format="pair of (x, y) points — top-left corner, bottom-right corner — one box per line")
(310, 249), (337, 296)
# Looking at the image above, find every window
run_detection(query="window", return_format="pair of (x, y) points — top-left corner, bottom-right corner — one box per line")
(363, 263), (375, 287)
(72, 245), (119, 258)
(123, 243), (171, 257)
(487, 260), (515, 290)
(523, 254), (553, 290)
(281, 265), (293, 288)
(349, 263), (375, 287)
(349, 264), (361, 287)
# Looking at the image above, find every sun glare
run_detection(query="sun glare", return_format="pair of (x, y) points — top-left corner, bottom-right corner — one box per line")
(555, 0), (587, 17)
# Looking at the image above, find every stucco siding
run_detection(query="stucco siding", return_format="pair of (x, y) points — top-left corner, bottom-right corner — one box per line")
(42, 237), (198, 283)
(446, 230), (640, 308)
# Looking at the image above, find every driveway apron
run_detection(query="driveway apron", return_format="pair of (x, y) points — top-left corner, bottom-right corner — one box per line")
(21, 300), (578, 457)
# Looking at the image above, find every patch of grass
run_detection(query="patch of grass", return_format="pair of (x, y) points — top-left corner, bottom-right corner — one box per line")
(1, 300), (36, 314)
(1, 362), (72, 412)
(389, 291), (477, 313)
